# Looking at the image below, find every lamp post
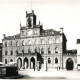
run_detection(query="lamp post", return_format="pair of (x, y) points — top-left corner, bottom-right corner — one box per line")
(46, 60), (47, 71)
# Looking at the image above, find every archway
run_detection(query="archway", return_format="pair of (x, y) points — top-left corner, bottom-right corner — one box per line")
(30, 57), (35, 69)
(24, 57), (28, 69)
(17, 58), (22, 69)
(66, 58), (74, 70)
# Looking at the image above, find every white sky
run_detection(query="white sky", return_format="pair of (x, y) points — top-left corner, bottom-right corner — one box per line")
(0, 0), (80, 49)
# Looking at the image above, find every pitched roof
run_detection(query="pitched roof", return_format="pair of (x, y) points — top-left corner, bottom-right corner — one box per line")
(41, 29), (60, 36)
(5, 34), (20, 40)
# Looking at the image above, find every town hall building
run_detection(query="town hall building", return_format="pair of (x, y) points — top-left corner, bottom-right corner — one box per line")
(2, 10), (77, 70)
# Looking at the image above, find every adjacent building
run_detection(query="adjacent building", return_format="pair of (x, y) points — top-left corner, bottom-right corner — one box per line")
(2, 10), (77, 70)
(0, 43), (2, 62)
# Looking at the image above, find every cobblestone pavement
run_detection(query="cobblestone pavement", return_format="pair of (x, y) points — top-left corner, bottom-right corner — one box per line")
(18, 69), (80, 79)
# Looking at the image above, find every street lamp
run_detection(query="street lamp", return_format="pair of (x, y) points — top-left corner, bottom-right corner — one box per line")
(46, 60), (47, 71)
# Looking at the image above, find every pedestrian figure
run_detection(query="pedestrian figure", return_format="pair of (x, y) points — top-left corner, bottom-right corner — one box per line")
(34, 67), (35, 71)
(57, 67), (58, 70)
(59, 66), (60, 70)
(34, 66), (35, 71)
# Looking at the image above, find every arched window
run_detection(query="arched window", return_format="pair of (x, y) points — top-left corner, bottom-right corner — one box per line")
(34, 48), (37, 53)
(5, 42), (7, 47)
(48, 38), (52, 44)
(48, 47), (51, 54)
(48, 58), (51, 64)
(5, 59), (7, 64)
(35, 39), (38, 44)
(5, 51), (7, 55)
(22, 40), (25, 46)
(28, 40), (31, 45)
(55, 47), (58, 54)
(16, 41), (18, 46)
(11, 50), (13, 55)
(41, 48), (44, 54)
(55, 58), (58, 64)
(16, 50), (18, 56)
(41, 39), (44, 44)
(11, 41), (12, 46)
(55, 37), (60, 43)
(10, 59), (13, 62)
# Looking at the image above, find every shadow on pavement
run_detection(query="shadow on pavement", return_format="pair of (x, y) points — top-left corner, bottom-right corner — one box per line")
(0, 74), (31, 79)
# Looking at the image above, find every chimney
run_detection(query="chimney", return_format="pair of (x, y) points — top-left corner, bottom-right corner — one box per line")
(26, 11), (27, 17)
(60, 27), (63, 34)
(32, 10), (34, 14)
(3, 34), (6, 39)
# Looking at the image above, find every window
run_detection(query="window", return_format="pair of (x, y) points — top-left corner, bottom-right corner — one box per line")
(35, 39), (38, 44)
(5, 51), (7, 55)
(34, 48), (37, 53)
(22, 31), (25, 36)
(28, 49), (31, 53)
(16, 41), (18, 46)
(11, 41), (12, 46)
(22, 49), (24, 53)
(10, 59), (13, 62)
(16, 50), (18, 55)
(48, 58), (51, 64)
(28, 40), (31, 45)
(41, 48), (44, 54)
(48, 47), (51, 54)
(11, 50), (13, 55)
(55, 37), (60, 43)
(55, 47), (58, 54)
(5, 42), (7, 47)
(55, 58), (58, 64)
(41, 39), (44, 44)
(5, 59), (7, 64)
(22, 40), (25, 46)
(48, 38), (52, 44)
(34, 29), (38, 34)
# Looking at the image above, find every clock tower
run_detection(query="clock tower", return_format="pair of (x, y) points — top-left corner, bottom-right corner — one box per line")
(20, 10), (43, 37)
(26, 10), (36, 28)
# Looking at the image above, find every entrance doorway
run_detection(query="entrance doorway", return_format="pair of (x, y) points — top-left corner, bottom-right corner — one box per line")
(24, 57), (28, 69)
(66, 58), (74, 70)
(17, 58), (22, 69)
(30, 57), (35, 69)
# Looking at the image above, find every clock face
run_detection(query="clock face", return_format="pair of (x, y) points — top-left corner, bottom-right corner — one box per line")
(35, 30), (37, 34)
(34, 29), (38, 35)
(28, 30), (33, 36)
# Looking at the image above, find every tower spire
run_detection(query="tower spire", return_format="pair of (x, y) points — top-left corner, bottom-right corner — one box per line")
(20, 22), (22, 28)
